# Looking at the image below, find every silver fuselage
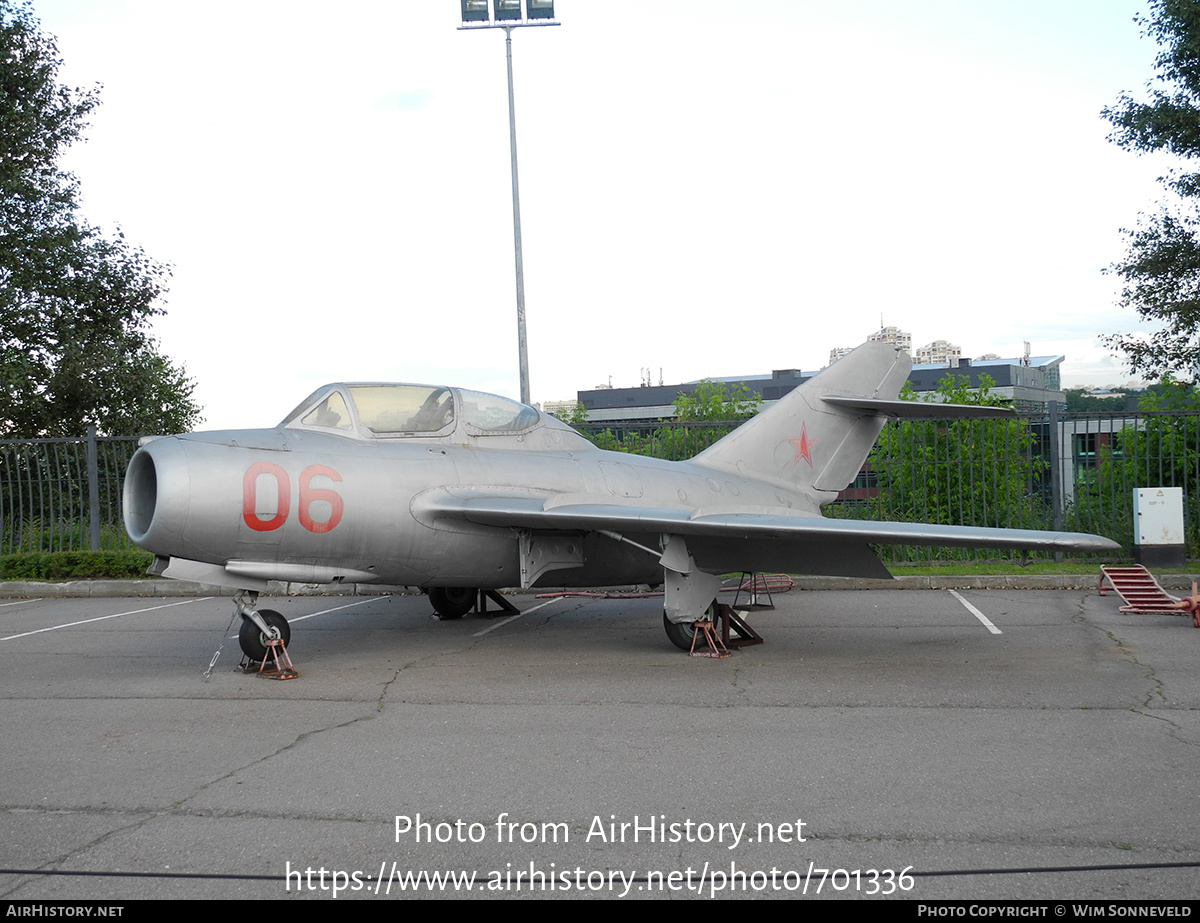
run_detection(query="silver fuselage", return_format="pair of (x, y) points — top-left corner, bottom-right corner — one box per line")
(124, 349), (1120, 597)
(123, 419), (818, 589)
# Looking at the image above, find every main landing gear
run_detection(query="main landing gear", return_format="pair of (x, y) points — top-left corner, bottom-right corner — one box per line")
(663, 600), (719, 651)
(663, 600), (764, 653)
(428, 586), (476, 619)
(427, 587), (520, 619)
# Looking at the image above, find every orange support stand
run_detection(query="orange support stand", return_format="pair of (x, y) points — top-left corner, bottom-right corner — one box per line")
(240, 638), (300, 679)
(688, 619), (730, 658)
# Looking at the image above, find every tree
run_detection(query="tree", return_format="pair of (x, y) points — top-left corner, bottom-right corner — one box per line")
(1066, 378), (1200, 556)
(1102, 0), (1200, 381)
(0, 1), (200, 436)
(1063, 387), (1138, 413)
(562, 402), (590, 428)
(651, 379), (762, 460)
(672, 379), (762, 423)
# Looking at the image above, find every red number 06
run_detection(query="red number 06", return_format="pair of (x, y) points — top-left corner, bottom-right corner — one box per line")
(243, 463), (343, 533)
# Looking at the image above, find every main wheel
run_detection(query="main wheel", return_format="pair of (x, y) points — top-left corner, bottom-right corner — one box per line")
(238, 609), (291, 661)
(429, 586), (476, 619)
(662, 601), (719, 651)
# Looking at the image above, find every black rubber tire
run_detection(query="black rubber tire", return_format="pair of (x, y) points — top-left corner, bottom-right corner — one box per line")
(429, 586), (476, 619)
(662, 600), (719, 651)
(238, 609), (291, 661)
(663, 612), (697, 651)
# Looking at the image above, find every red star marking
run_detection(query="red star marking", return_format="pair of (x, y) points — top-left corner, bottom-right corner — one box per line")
(789, 423), (818, 467)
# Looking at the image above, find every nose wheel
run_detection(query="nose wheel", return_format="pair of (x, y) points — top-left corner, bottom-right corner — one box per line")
(230, 592), (298, 678)
(238, 609), (291, 661)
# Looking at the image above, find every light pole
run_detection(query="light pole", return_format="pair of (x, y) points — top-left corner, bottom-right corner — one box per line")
(459, 0), (559, 407)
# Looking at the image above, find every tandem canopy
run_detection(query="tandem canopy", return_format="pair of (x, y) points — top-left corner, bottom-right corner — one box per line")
(281, 383), (542, 439)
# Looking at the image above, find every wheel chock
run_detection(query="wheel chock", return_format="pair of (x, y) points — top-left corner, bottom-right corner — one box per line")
(478, 589), (520, 616)
(713, 602), (764, 649)
(238, 638), (300, 679)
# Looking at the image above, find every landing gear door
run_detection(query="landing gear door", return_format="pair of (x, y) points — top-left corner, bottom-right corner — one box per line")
(518, 531), (585, 588)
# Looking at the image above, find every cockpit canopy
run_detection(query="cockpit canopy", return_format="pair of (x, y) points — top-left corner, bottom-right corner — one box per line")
(281, 383), (544, 439)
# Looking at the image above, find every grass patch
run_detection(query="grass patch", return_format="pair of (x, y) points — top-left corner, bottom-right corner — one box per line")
(0, 550), (155, 581)
(888, 560), (1194, 576)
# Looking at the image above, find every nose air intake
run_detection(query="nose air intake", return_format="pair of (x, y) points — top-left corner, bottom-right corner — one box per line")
(123, 449), (158, 543)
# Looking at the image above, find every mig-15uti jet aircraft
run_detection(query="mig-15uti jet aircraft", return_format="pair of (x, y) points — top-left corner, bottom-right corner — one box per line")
(123, 341), (1119, 659)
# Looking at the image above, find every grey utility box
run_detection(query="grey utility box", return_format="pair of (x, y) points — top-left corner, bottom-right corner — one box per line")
(1133, 487), (1186, 568)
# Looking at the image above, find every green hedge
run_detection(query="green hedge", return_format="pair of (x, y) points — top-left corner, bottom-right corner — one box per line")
(0, 550), (155, 581)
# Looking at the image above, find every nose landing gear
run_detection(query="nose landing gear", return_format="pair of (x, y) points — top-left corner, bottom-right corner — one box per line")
(234, 591), (298, 679)
(239, 609), (291, 661)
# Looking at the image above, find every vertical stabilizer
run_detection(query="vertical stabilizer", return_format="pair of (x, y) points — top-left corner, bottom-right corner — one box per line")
(692, 341), (910, 501)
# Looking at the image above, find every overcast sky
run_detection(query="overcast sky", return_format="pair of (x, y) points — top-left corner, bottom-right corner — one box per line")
(32, 0), (1180, 428)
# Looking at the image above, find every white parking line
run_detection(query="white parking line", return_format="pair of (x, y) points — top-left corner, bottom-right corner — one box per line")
(0, 598), (210, 641)
(288, 597), (384, 623)
(0, 598), (41, 608)
(947, 589), (1002, 635)
(473, 597), (562, 636)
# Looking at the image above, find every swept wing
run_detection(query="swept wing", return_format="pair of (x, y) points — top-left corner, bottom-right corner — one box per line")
(420, 493), (1120, 553)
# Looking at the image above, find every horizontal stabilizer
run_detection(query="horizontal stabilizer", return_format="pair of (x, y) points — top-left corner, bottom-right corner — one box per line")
(820, 396), (1015, 419)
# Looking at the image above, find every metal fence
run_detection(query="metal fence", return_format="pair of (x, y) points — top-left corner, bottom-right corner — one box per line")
(579, 408), (1200, 563)
(5, 409), (1198, 562)
(0, 429), (140, 554)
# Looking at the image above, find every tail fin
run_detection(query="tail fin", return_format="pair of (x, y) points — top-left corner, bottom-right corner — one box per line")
(692, 341), (910, 500)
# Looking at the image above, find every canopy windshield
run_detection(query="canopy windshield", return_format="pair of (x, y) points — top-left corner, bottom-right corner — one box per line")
(349, 385), (454, 434)
(284, 384), (540, 437)
(458, 390), (540, 433)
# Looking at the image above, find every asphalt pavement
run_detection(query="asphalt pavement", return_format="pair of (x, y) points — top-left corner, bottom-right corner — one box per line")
(0, 581), (1197, 901)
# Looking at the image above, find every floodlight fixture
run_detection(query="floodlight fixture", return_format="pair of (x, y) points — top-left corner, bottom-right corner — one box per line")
(459, 0), (557, 28)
